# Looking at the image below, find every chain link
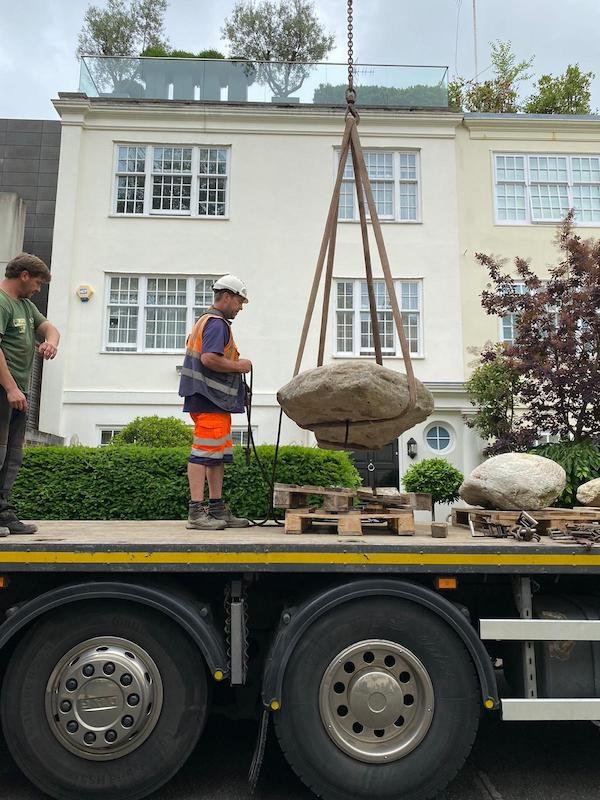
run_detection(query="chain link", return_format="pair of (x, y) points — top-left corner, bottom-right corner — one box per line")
(345, 0), (358, 117)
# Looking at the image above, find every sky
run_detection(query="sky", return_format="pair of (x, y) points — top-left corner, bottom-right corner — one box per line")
(1, 0), (600, 119)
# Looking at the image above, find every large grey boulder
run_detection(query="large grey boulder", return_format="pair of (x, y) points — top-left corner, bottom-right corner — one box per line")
(277, 361), (434, 450)
(576, 478), (600, 507)
(459, 453), (566, 510)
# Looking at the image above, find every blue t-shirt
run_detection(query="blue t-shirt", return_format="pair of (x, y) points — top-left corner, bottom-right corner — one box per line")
(183, 317), (245, 413)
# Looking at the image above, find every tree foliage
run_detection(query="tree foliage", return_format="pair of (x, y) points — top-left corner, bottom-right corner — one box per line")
(523, 65), (594, 114)
(530, 440), (600, 507)
(77, 0), (168, 58)
(141, 45), (224, 58)
(313, 83), (447, 107)
(465, 343), (529, 455)
(221, 0), (335, 97)
(402, 458), (464, 520)
(476, 212), (600, 444)
(450, 41), (533, 113)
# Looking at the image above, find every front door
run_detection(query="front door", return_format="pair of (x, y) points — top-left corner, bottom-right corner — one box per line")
(351, 440), (400, 490)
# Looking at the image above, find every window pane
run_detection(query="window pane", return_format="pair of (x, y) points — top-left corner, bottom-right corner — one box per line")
(145, 307), (187, 349)
(572, 156), (600, 183)
(116, 175), (145, 214)
(400, 281), (419, 311)
(399, 153), (417, 180)
(530, 183), (569, 220)
(365, 152), (393, 179)
(146, 277), (187, 306)
(496, 183), (526, 221)
(336, 281), (354, 310)
(370, 181), (394, 217)
(336, 311), (354, 352)
(151, 175), (191, 212)
(360, 311), (395, 353)
(501, 313), (516, 343)
(573, 185), (600, 223)
(107, 306), (138, 350)
(195, 277), (217, 315)
(117, 146), (145, 173)
(338, 180), (354, 219)
(402, 311), (420, 353)
(153, 147), (192, 173)
(109, 276), (138, 304)
(496, 155), (525, 182)
(529, 156), (567, 182)
(399, 182), (417, 220)
(426, 425), (451, 451)
(199, 148), (228, 175)
(199, 176), (226, 216)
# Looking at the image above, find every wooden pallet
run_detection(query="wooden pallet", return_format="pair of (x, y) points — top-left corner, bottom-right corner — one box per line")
(273, 483), (356, 512)
(284, 507), (415, 536)
(357, 488), (432, 511)
(452, 506), (600, 534)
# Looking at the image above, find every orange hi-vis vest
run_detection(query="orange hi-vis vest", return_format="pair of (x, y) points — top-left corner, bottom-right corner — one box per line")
(178, 309), (244, 413)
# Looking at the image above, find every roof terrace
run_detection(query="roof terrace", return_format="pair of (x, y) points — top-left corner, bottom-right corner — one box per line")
(79, 56), (449, 108)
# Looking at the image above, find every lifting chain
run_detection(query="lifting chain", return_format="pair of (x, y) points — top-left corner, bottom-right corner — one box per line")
(345, 0), (358, 117)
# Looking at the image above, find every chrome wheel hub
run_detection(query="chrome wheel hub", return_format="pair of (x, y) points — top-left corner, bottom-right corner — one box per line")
(45, 636), (163, 761)
(319, 639), (434, 763)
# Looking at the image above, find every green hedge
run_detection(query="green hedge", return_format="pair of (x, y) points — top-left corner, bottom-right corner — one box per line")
(530, 440), (600, 508)
(11, 445), (361, 520)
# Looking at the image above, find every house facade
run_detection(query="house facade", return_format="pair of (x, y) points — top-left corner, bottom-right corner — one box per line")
(41, 86), (600, 484)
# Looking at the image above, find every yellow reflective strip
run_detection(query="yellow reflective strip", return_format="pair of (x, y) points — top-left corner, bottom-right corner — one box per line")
(0, 551), (599, 567)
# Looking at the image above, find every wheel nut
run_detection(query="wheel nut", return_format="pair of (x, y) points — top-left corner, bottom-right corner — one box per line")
(82, 664), (95, 677)
(65, 679), (78, 691)
(122, 715), (134, 728)
(105, 729), (117, 743)
(103, 662), (116, 675)
(84, 732), (96, 744)
(120, 673), (133, 686)
(66, 721), (79, 733)
(127, 693), (140, 706)
(59, 700), (72, 713)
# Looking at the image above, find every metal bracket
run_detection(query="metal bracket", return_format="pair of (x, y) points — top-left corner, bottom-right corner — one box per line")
(513, 576), (537, 698)
(229, 578), (248, 686)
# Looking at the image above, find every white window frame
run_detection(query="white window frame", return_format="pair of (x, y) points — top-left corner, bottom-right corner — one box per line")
(424, 422), (455, 454)
(336, 148), (421, 223)
(493, 152), (600, 226)
(231, 426), (257, 446)
(333, 278), (424, 358)
(97, 426), (124, 445)
(112, 144), (230, 218)
(103, 274), (221, 353)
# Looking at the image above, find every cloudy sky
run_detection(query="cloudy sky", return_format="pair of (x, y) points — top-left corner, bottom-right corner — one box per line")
(1, 0), (599, 119)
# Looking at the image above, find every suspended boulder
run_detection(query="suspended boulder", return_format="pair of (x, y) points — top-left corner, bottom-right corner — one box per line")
(277, 361), (434, 451)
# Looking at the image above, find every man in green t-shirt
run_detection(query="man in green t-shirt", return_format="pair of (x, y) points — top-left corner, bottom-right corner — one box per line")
(0, 253), (60, 536)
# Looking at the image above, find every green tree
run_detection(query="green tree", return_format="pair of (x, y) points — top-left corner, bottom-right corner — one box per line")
(141, 46), (225, 58)
(402, 459), (464, 520)
(221, 0), (335, 97)
(465, 343), (531, 455)
(450, 40), (533, 113)
(524, 65), (594, 114)
(77, 0), (168, 58)
(111, 416), (192, 447)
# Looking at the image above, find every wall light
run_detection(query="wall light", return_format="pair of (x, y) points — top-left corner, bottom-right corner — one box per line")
(407, 437), (417, 459)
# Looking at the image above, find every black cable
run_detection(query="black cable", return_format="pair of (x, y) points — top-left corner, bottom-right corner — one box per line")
(242, 368), (284, 526)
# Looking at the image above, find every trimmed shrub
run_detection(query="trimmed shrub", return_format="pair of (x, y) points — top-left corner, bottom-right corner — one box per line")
(11, 445), (360, 521)
(529, 440), (600, 508)
(402, 458), (463, 520)
(112, 416), (193, 448)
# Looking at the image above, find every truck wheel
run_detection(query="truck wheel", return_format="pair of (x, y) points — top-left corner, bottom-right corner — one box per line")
(1, 601), (209, 800)
(274, 598), (480, 800)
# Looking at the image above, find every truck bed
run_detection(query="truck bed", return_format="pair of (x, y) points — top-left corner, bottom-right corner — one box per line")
(0, 521), (598, 573)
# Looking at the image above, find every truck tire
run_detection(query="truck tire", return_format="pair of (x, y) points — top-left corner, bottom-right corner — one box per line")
(1, 601), (208, 800)
(274, 597), (480, 800)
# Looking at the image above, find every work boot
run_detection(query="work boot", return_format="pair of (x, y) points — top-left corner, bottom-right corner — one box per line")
(209, 502), (250, 528)
(0, 508), (37, 535)
(187, 501), (227, 531)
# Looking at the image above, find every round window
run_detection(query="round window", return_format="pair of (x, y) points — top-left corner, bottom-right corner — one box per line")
(425, 425), (452, 452)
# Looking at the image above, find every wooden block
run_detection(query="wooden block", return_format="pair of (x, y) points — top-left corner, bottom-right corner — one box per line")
(337, 512), (363, 536)
(431, 522), (448, 538)
(284, 511), (312, 534)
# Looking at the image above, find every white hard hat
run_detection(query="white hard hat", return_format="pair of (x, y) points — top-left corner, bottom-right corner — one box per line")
(213, 274), (249, 303)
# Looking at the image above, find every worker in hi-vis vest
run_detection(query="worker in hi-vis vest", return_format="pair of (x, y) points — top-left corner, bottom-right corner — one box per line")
(179, 275), (251, 530)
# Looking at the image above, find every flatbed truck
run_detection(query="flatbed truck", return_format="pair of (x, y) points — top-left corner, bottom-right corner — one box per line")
(0, 520), (599, 800)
